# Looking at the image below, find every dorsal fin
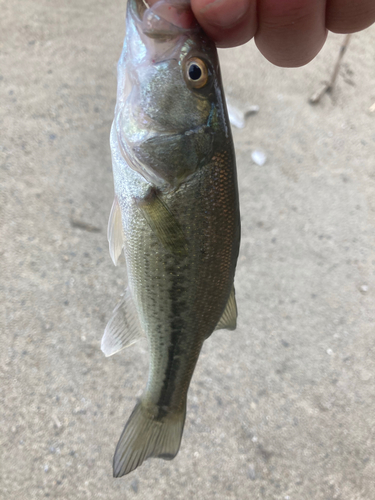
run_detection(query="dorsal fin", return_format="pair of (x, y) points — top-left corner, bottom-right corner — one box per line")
(215, 285), (237, 332)
(108, 197), (124, 266)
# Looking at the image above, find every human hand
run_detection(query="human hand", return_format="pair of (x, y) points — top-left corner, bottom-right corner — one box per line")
(191, 0), (375, 67)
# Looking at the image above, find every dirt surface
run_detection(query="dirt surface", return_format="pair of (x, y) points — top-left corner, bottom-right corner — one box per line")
(1, 1), (375, 498)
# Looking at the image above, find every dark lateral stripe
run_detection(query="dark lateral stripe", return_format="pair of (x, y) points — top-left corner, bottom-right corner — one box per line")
(155, 262), (188, 420)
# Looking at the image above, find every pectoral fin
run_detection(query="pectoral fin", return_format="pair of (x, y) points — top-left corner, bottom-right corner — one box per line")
(215, 285), (238, 332)
(108, 197), (124, 266)
(101, 288), (145, 357)
(136, 188), (188, 257)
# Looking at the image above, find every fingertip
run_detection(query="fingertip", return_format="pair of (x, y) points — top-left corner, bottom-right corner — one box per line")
(255, 29), (328, 67)
(192, 0), (257, 48)
(254, 0), (327, 68)
(326, 0), (375, 33)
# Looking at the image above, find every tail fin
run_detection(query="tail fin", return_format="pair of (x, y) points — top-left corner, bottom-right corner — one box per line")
(113, 400), (186, 477)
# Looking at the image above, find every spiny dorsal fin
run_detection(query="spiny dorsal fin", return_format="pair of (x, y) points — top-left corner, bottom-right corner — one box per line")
(108, 197), (124, 266)
(135, 188), (188, 257)
(215, 285), (237, 331)
(101, 288), (144, 357)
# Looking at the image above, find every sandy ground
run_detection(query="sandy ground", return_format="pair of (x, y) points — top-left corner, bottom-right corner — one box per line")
(1, 1), (375, 498)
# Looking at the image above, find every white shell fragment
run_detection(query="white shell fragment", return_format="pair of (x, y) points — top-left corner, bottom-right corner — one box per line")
(251, 150), (267, 166)
(226, 98), (259, 129)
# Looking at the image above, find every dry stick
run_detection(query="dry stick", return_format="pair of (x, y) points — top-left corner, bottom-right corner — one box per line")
(309, 34), (352, 104)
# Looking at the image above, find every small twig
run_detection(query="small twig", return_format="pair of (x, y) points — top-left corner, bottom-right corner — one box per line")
(309, 34), (352, 104)
(70, 218), (101, 233)
(52, 414), (62, 428)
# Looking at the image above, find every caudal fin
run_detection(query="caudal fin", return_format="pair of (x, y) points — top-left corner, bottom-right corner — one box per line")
(113, 400), (186, 477)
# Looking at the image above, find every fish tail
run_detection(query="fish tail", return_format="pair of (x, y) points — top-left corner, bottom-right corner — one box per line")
(113, 400), (186, 477)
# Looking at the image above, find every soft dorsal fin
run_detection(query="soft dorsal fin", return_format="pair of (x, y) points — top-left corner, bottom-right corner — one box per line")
(101, 288), (145, 357)
(215, 285), (238, 331)
(108, 197), (124, 266)
(135, 188), (188, 258)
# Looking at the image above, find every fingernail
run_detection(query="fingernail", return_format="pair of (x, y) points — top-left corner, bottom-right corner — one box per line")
(200, 0), (249, 28)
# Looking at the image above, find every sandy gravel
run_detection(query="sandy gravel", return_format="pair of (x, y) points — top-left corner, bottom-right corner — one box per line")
(1, 1), (375, 498)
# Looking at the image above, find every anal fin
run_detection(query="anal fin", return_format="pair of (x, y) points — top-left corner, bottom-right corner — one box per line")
(108, 196), (124, 266)
(101, 288), (144, 357)
(215, 285), (238, 332)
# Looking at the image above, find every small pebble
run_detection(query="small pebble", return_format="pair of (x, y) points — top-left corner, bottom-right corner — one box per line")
(131, 478), (139, 493)
(248, 466), (256, 480)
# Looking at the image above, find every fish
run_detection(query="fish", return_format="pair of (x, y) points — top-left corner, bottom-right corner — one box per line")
(102, 0), (240, 477)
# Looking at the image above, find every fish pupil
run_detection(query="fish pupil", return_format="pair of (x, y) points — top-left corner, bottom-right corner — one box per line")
(188, 64), (202, 81)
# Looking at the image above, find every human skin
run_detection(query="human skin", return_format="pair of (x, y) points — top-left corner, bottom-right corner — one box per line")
(191, 0), (375, 67)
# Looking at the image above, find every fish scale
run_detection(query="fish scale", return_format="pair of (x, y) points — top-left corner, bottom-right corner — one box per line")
(102, 0), (240, 477)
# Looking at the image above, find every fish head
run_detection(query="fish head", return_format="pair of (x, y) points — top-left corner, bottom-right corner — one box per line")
(114, 0), (231, 190)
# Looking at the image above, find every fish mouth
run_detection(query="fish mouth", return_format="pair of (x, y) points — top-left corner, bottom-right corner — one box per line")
(130, 0), (200, 39)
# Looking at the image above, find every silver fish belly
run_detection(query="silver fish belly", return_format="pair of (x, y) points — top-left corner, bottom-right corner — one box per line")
(102, 0), (240, 477)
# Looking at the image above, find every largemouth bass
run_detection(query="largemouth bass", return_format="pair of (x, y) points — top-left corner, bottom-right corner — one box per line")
(102, 0), (240, 477)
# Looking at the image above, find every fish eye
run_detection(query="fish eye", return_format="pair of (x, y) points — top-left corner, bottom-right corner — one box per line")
(185, 57), (209, 89)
